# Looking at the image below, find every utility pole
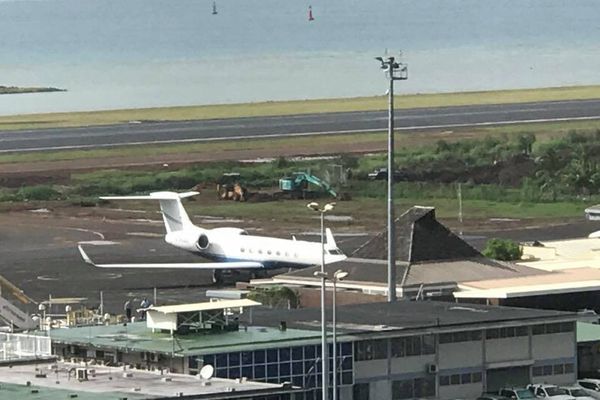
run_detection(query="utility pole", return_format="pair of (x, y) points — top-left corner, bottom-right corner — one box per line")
(375, 56), (407, 302)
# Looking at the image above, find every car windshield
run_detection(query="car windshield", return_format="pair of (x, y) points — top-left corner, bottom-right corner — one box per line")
(546, 387), (568, 396)
(570, 389), (588, 397)
(517, 390), (537, 399)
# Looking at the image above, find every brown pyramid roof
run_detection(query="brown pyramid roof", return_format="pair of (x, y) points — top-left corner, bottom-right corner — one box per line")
(352, 206), (481, 263)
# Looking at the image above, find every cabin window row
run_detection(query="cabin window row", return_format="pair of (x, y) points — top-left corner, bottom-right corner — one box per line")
(240, 248), (298, 258)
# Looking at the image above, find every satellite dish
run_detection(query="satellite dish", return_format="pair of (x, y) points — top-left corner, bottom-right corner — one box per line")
(200, 364), (214, 380)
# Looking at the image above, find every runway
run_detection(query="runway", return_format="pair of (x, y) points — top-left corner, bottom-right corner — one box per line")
(3, 98), (600, 152)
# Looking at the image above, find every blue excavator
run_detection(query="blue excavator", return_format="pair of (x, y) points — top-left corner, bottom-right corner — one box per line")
(278, 172), (337, 199)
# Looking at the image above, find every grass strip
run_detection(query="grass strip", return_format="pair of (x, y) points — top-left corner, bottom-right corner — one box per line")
(1, 85), (600, 131)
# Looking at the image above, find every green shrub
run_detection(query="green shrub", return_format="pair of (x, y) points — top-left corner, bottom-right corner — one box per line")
(482, 238), (523, 261)
(17, 185), (60, 201)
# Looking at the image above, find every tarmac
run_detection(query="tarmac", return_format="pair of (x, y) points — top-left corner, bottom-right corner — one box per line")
(1, 209), (600, 319)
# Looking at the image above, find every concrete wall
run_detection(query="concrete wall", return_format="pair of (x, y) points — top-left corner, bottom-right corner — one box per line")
(390, 354), (435, 375)
(486, 337), (529, 363)
(439, 342), (482, 369)
(355, 359), (388, 380)
(369, 379), (391, 400)
(532, 332), (573, 360)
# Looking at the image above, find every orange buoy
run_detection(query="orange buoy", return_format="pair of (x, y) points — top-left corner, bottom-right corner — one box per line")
(308, 5), (314, 21)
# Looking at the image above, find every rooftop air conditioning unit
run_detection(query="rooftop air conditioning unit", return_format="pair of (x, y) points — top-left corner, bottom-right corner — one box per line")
(76, 368), (88, 381)
(427, 364), (438, 374)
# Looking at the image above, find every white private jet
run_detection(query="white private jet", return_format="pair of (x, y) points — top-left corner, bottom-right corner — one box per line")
(77, 191), (346, 283)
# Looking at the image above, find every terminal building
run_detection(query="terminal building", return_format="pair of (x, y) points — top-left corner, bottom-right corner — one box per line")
(44, 299), (578, 400)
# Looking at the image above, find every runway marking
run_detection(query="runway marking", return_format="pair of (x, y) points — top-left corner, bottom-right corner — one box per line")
(66, 227), (105, 240)
(77, 240), (119, 245)
(2, 114), (600, 153)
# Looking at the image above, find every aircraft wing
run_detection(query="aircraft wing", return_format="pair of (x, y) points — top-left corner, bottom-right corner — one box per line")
(78, 246), (263, 269)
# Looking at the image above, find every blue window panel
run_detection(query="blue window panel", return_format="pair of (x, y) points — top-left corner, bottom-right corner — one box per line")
(228, 352), (240, 367)
(305, 390), (316, 400)
(267, 349), (278, 363)
(242, 366), (253, 379)
(292, 375), (303, 387)
(188, 357), (198, 369)
(291, 346), (303, 360)
(305, 346), (316, 359)
(267, 377), (279, 384)
(241, 351), (252, 365)
(292, 361), (303, 375)
(254, 350), (265, 364)
(229, 367), (241, 379)
(254, 365), (265, 379)
(267, 363), (278, 377)
(215, 354), (227, 368)
(280, 376), (291, 383)
(216, 368), (227, 378)
(202, 355), (215, 367)
(341, 342), (352, 356)
(279, 347), (290, 362)
(280, 362), (291, 376)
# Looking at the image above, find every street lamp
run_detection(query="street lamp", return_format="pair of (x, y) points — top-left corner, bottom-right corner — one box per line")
(314, 269), (348, 400)
(375, 55), (407, 302)
(307, 201), (336, 400)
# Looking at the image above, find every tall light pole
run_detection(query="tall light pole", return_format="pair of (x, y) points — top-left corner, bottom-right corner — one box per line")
(375, 55), (407, 302)
(307, 201), (336, 400)
(331, 269), (347, 400)
(314, 269), (348, 400)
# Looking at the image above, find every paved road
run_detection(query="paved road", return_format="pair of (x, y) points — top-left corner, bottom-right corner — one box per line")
(3, 98), (600, 152)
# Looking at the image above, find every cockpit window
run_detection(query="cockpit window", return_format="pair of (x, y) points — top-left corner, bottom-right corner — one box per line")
(327, 249), (344, 255)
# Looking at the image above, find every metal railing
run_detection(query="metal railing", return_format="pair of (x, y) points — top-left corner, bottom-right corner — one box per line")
(0, 333), (51, 361)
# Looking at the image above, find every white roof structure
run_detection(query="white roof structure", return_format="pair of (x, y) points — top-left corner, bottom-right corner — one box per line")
(148, 299), (260, 314)
(146, 299), (261, 333)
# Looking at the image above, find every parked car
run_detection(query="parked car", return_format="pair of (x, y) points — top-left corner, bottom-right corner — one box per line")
(499, 388), (538, 400)
(577, 380), (600, 399)
(477, 395), (511, 400)
(561, 386), (596, 400)
(367, 168), (402, 181)
(526, 384), (575, 400)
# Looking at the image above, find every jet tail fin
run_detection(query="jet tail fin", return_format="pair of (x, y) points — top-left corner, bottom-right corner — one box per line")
(100, 191), (198, 233)
(325, 228), (337, 249)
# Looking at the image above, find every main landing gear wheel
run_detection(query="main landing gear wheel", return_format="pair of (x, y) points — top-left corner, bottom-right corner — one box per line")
(212, 270), (223, 285)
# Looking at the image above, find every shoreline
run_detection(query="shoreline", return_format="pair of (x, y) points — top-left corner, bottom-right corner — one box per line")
(0, 86), (66, 95)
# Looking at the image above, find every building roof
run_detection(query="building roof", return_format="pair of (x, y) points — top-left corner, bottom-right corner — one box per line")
(46, 301), (575, 355)
(269, 206), (546, 293)
(148, 299), (260, 314)
(455, 267), (600, 299)
(351, 206), (481, 262)
(0, 361), (296, 399)
(274, 256), (545, 292)
(47, 322), (322, 356)
(249, 300), (575, 334)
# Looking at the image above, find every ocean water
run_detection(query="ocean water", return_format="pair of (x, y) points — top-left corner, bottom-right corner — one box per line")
(0, 0), (599, 115)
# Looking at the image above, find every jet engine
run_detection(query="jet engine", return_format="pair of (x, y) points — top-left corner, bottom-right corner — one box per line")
(197, 233), (210, 250)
